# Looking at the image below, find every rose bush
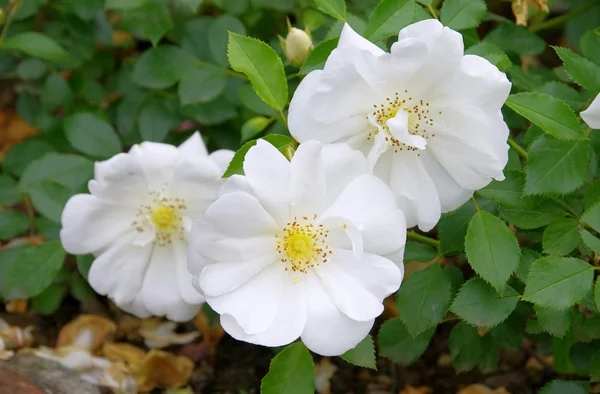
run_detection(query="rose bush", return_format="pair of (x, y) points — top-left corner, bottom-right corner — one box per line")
(0, 0), (599, 392)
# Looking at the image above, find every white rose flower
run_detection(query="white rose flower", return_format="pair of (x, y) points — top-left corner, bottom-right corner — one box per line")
(581, 93), (600, 129)
(60, 133), (233, 322)
(188, 140), (406, 356)
(288, 20), (511, 231)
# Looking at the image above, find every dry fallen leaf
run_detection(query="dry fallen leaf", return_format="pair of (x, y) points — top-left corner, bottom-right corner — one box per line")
(5, 299), (28, 314)
(140, 318), (200, 349)
(134, 349), (194, 392)
(0, 109), (37, 160)
(0, 317), (35, 359)
(400, 386), (432, 394)
(457, 384), (511, 394)
(315, 357), (337, 394)
(512, 0), (549, 26)
(191, 310), (224, 358)
(56, 314), (117, 353)
(102, 341), (146, 366)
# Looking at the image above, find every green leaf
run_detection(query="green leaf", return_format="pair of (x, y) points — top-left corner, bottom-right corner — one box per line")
(132, 45), (197, 89)
(209, 15), (246, 66)
(583, 202), (600, 233)
(378, 317), (434, 365)
(31, 284), (66, 315)
(105, 0), (146, 9)
(0, 211), (29, 241)
(449, 321), (483, 372)
(438, 198), (490, 254)
(3, 32), (69, 62)
(403, 242), (437, 263)
(42, 73), (73, 110)
(178, 66), (227, 105)
(5, 241), (66, 299)
(28, 181), (73, 223)
(539, 380), (588, 394)
(542, 219), (581, 256)
(172, 0), (204, 13)
(241, 116), (273, 143)
(515, 248), (540, 283)
(451, 278), (519, 328)
(524, 135), (592, 196)
(71, 274), (96, 302)
(364, 0), (429, 42)
(300, 38), (338, 74)
(440, 0), (486, 30)
(499, 200), (567, 229)
(228, 32), (288, 111)
(580, 29), (600, 67)
(3, 140), (55, 177)
(554, 46), (600, 95)
(64, 112), (122, 159)
(223, 135), (295, 178)
(582, 230), (600, 254)
(536, 307), (572, 337)
(505, 93), (586, 141)
(485, 24), (545, 56)
(524, 257), (594, 310)
(16, 58), (47, 80)
(76, 254), (94, 280)
(396, 263), (452, 336)
(0, 246), (27, 299)
(535, 81), (586, 112)
(465, 211), (520, 291)
(138, 98), (180, 142)
(591, 351), (600, 381)
(122, 1), (174, 46)
(595, 279), (600, 312)
(261, 342), (314, 394)
(19, 153), (93, 191)
(341, 335), (376, 369)
(477, 170), (535, 208)
(0, 175), (21, 206)
(314, 0), (346, 20)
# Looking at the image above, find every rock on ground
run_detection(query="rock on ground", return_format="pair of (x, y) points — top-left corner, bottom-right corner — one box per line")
(0, 354), (102, 394)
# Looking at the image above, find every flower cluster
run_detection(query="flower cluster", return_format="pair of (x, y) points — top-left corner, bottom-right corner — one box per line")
(61, 20), (513, 356)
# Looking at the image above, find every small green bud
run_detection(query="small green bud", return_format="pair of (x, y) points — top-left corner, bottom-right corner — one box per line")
(281, 27), (313, 68)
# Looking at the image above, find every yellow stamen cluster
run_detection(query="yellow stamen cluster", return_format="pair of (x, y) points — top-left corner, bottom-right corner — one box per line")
(276, 214), (332, 278)
(133, 191), (187, 246)
(367, 91), (439, 153)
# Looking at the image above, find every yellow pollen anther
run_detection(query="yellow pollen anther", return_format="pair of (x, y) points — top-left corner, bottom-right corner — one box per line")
(151, 206), (178, 230)
(275, 215), (331, 280)
(366, 91), (437, 152)
(132, 190), (187, 246)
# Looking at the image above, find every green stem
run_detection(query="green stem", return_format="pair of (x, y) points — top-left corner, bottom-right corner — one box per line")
(406, 231), (440, 248)
(426, 4), (438, 19)
(508, 138), (529, 159)
(471, 196), (480, 211)
(0, 0), (21, 47)
(278, 109), (287, 126)
(529, 1), (597, 33)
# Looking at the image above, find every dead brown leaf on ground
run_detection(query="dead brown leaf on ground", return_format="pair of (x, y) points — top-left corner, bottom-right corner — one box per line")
(512, 0), (549, 26)
(399, 385), (432, 394)
(0, 109), (37, 160)
(56, 314), (117, 353)
(457, 384), (511, 394)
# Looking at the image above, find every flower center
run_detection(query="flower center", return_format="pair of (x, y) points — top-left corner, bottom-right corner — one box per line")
(367, 91), (438, 152)
(133, 192), (187, 246)
(276, 215), (332, 281)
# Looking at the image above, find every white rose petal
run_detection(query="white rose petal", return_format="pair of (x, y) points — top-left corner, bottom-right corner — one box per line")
(60, 132), (232, 322)
(189, 140), (406, 356)
(288, 20), (511, 231)
(581, 93), (600, 130)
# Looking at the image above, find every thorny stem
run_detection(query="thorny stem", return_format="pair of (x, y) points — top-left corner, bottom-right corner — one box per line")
(406, 231), (440, 248)
(529, 0), (597, 33)
(508, 137), (529, 160)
